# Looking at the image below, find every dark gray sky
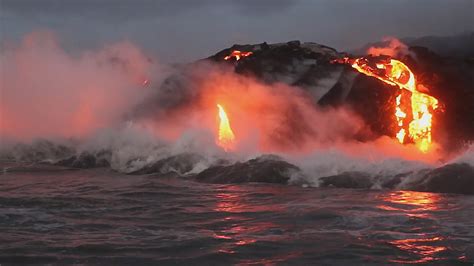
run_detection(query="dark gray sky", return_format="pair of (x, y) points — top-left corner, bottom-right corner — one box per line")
(1, 0), (473, 62)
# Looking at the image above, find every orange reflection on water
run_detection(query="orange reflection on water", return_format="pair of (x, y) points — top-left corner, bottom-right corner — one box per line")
(390, 236), (447, 264)
(212, 185), (283, 256)
(214, 223), (271, 255)
(378, 191), (448, 264)
(213, 185), (283, 213)
(236, 251), (302, 266)
(215, 192), (243, 213)
(377, 190), (441, 217)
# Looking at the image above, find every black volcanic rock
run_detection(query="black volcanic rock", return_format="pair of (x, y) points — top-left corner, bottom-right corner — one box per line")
(318, 69), (357, 106)
(406, 163), (474, 195)
(343, 75), (400, 140)
(195, 155), (299, 184)
(154, 40), (345, 109)
(380, 173), (406, 189)
(208, 40), (343, 95)
(319, 172), (373, 189)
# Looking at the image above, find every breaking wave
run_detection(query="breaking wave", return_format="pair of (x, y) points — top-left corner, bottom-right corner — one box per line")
(1, 128), (473, 195)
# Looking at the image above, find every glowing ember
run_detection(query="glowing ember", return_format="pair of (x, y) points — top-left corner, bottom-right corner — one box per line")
(216, 104), (235, 151)
(334, 56), (439, 152)
(224, 50), (253, 61)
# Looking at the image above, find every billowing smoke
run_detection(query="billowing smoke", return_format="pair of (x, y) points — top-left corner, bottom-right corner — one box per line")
(0, 31), (165, 141)
(366, 37), (409, 57)
(133, 62), (364, 154)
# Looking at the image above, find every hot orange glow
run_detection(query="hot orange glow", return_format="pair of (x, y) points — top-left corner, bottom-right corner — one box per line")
(216, 104), (235, 151)
(224, 50), (253, 61)
(335, 56), (439, 152)
(378, 190), (440, 214)
(395, 94), (407, 143)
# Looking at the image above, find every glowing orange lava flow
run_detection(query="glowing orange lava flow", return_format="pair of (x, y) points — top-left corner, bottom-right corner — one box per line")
(335, 56), (439, 152)
(216, 104), (235, 151)
(224, 50), (253, 61)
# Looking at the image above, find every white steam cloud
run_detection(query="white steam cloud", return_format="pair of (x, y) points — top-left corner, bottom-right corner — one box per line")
(0, 31), (166, 141)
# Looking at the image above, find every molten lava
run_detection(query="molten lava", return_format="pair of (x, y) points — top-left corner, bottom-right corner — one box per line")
(216, 104), (235, 151)
(334, 56), (439, 152)
(224, 50), (253, 61)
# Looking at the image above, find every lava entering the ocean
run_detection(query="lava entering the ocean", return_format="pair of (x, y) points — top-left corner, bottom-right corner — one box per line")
(224, 50), (253, 61)
(333, 56), (439, 152)
(216, 104), (235, 151)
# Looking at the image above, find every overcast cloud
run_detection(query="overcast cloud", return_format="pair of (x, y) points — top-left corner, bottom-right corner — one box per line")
(1, 0), (473, 62)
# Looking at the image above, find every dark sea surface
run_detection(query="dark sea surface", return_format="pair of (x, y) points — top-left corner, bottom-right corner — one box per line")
(1, 168), (473, 265)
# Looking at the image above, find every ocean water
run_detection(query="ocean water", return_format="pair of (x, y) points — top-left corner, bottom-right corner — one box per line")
(1, 168), (473, 265)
